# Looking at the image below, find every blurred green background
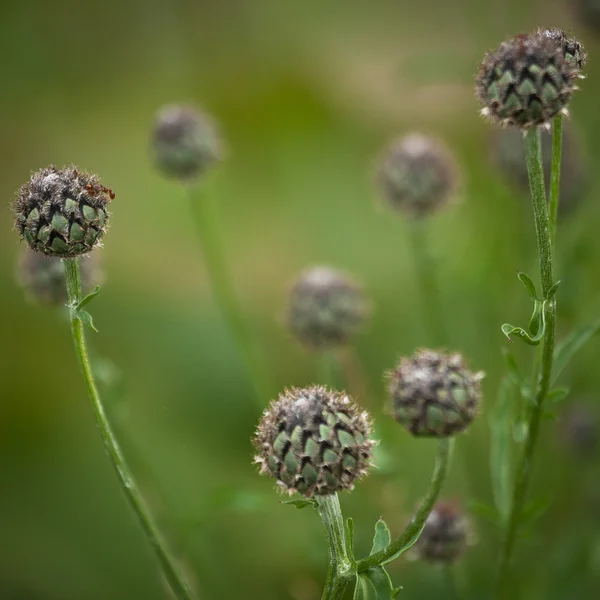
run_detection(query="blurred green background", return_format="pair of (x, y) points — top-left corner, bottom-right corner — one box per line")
(2, 0), (600, 598)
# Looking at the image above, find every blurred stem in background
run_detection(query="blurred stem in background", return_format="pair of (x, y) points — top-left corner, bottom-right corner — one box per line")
(496, 125), (558, 596)
(188, 183), (272, 410)
(548, 115), (563, 245)
(62, 257), (196, 600)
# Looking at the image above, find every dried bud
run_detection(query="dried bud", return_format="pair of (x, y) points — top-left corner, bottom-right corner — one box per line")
(413, 502), (471, 564)
(560, 402), (598, 459)
(254, 386), (375, 496)
(388, 349), (484, 437)
(490, 122), (587, 217)
(286, 266), (368, 350)
(151, 104), (222, 181)
(476, 32), (580, 129)
(376, 134), (458, 218)
(537, 28), (587, 73)
(13, 166), (112, 258)
(17, 249), (103, 306)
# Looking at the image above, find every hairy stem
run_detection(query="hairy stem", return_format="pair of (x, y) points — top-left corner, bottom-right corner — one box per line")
(63, 258), (195, 600)
(548, 114), (563, 245)
(188, 183), (271, 408)
(357, 438), (454, 571)
(316, 494), (354, 600)
(496, 128), (557, 596)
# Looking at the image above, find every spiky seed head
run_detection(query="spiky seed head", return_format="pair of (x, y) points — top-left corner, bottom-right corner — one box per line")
(413, 502), (471, 564)
(286, 266), (368, 350)
(151, 104), (223, 181)
(16, 249), (103, 306)
(13, 166), (112, 258)
(537, 28), (587, 73)
(560, 402), (598, 459)
(376, 134), (458, 219)
(254, 386), (375, 497)
(491, 122), (587, 216)
(475, 32), (580, 129)
(388, 349), (484, 437)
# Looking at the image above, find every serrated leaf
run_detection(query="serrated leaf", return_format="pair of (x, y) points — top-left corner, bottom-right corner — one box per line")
(552, 321), (600, 385)
(346, 518), (355, 561)
(76, 309), (98, 333)
(280, 498), (317, 510)
(370, 519), (392, 556)
(547, 387), (569, 404)
(517, 271), (539, 300)
(76, 285), (101, 310)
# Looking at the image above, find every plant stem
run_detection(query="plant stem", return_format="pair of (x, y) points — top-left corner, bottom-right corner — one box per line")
(62, 258), (195, 600)
(444, 566), (461, 600)
(315, 494), (354, 600)
(548, 114), (563, 245)
(357, 438), (454, 571)
(495, 128), (557, 596)
(408, 221), (448, 345)
(188, 183), (271, 408)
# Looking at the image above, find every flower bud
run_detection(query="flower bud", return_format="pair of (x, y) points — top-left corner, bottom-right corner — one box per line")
(537, 28), (587, 73)
(388, 349), (483, 437)
(17, 249), (103, 306)
(376, 134), (458, 219)
(151, 104), (223, 181)
(13, 166), (112, 258)
(413, 502), (471, 564)
(476, 32), (580, 129)
(254, 386), (375, 496)
(286, 266), (368, 350)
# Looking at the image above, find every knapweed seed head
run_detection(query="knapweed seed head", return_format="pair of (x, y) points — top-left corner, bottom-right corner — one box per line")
(17, 249), (103, 306)
(376, 134), (458, 218)
(476, 32), (580, 129)
(13, 166), (112, 258)
(388, 349), (484, 437)
(254, 386), (375, 496)
(286, 266), (368, 350)
(413, 501), (471, 564)
(151, 104), (223, 181)
(537, 28), (587, 73)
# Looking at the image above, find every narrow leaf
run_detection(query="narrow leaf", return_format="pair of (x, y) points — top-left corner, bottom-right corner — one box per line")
(528, 300), (542, 337)
(355, 568), (396, 599)
(468, 501), (501, 526)
(370, 518), (392, 556)
(280, 498), (317, 510)
(547, 280), (561, 300)
(354, 574), (378, 599)
(76, 309), (98, 333)
(76, 285), (101, 310)
(547, 387), (569, 404)
(501, 321), (543, 346)
(517, 271), (539, 300)
(552, 321), (600, 384)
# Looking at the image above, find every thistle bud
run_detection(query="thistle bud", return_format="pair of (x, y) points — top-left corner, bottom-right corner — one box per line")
(286, 266), (368, 350)
(413, 502), (471, 564)
(376, 134), (458, 219)
(151, 104), (223, 181)
(13, 166), (112, 258)
(17, 249), (103, 306)
(476, 32), (580, 129)
(537, 28), (587, 73)
(388, 349), (484, 437)
(254, 386), (375, 496)
(491, 122), (587, 217)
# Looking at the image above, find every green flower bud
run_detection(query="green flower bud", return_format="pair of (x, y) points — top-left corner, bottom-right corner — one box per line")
(537, 28), (587, 73)
(254, 386), (375, 496)
(17, 249), (103, 306)
(491, 121), (587, 217)
(13, 166), (112, 258)
(286, 266), (368, 350)
(413, 502), (471, 564)
(476, 32), (580, 129)
(388, 349), (483, 437)
(376, 134), (458, 219)
(151, 104), (223, 181)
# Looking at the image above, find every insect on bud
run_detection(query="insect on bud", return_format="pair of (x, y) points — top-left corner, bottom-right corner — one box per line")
(151, 104), (223, 181)
(376, 134), (459, 219)
(388, 349), (484, 438)
(254, 386), (375, 497)
(13, 166), (112, 258)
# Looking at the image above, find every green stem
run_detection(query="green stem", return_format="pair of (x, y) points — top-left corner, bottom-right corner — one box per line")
(408, 221), (448, 345)
(548, 114), (563, 245)
(315, 494), (354, 600)
(188, 184), (271, 408)
(444, 567), (461, 600)
(62, 258), (195, 600)
(319, 351), (343, 389)
(357, 438), (454, 571)
(495, 128), (557, 596)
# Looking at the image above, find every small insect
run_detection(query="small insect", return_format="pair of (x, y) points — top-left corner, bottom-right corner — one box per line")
(85, 183), (97, 196)
(102, 186), (115, 200)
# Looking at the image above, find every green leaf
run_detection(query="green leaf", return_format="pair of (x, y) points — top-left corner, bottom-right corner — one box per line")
(513, 420), (528, 443)
(552, 321), (600, 384)
(528, 300), (542, 337)
(76, 285), (101, 310)
(468, 501), (501, 526)
(370, 519), (392, 555)
(355, 567), (397, 599)
(354, 573), (378, 599)
(502, 348), (524, 387)
(547, 387), (569, 404)
(517, 271), (539, 300)
(280, 498), (317, 510)
(547, 280), (561, 300)
(346, 518), (355, 561)
(76, 309), (98, 333)
(520, 497), (551, 527)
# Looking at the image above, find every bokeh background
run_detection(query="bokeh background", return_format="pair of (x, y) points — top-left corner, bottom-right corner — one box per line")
(2, 0), (600, 598)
